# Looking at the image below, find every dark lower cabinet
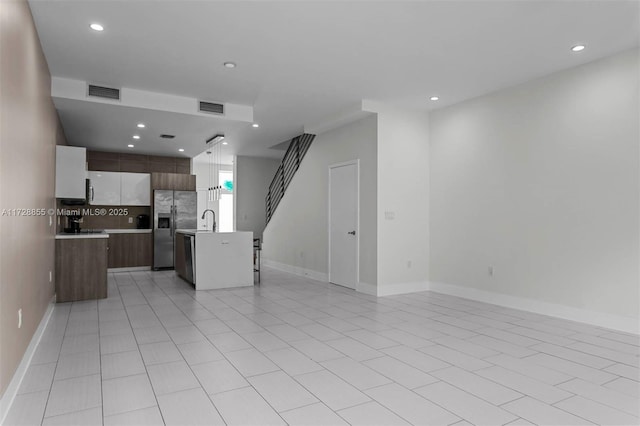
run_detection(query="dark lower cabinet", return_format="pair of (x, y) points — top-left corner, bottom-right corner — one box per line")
(107, 233), (152, 268)
(55, 237), (108, 302)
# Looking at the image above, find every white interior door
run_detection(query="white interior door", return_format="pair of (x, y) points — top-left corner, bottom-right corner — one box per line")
(329, 161), (359, 289)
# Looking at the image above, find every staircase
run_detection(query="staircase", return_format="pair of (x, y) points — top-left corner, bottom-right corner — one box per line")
(265, 133), (315, 224)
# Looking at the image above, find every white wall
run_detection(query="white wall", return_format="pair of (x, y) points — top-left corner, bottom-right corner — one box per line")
(192, 157), (210, 191)
(0, 0), (64, 400)
(192, 155), (232, 230)
(262, 115), (378, 284)
(429, 49), (639, 324)
(235, 155), (280, 240)
(375, 106), (430, 295)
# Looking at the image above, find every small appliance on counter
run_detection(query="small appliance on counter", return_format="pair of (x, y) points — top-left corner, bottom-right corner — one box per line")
(63, 213), (82, 233)
(136, 214), (150, 229)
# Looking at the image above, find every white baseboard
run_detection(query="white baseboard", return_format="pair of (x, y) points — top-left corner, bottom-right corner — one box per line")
(0, 297), (55, 424)
(108, 266), (151, 272)
(428, 281), (639, 334)
(262, 259), (328, 282)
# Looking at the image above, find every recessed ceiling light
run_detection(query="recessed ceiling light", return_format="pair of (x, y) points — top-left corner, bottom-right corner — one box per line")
(137, 123), (145, 128)
(252, 123), (259, 128)
(127, 144), (134, 148)
(571, 44), (586, 52)
(430, 96), (439, 101)
(222, 141), (228, 145)
(90, 23), (104, 31)
(178, 148), (185, 152)
(223, 62), (236, 69)
(132, 135), (140, 139)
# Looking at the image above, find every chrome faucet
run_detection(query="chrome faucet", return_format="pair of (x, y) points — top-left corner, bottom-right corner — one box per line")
(201, 209), (216, 232)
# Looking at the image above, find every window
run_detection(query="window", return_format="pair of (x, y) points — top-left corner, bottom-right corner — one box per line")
(218, 171), (233, 232)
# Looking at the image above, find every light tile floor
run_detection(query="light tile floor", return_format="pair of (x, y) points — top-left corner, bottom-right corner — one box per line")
(4, 268), (639, 426)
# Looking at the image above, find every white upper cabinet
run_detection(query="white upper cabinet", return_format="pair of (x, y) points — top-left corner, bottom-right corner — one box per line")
(88, 172), (150, 206)
(88, 171), (120, 205)
(120, 173), (150, 206)
(55, 146), (86, 199)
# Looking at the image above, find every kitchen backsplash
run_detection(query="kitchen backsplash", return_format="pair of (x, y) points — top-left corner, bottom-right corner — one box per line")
(56, 200), (150, 232)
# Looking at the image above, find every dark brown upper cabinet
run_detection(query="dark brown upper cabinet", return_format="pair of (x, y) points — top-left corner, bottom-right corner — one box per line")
(151, 173), (196, 191)
(87, 150), (191, 174)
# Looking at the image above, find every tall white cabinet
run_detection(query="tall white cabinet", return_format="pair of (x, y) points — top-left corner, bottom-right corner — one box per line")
(55, 146), (86, 199)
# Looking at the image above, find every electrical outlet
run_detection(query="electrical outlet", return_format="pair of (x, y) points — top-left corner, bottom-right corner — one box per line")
(128, 217), (133, 224)
(488, 266), (494, 277)
(18, 309), (22, 329)
(49, 270), (52, 283)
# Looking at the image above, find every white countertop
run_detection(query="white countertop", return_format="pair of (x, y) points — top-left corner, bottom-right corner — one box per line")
(105, 229), (152, 234)
(55, 233), (109, 239)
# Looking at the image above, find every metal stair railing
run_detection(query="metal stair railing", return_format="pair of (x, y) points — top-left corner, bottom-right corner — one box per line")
(265, 133), (315, 224)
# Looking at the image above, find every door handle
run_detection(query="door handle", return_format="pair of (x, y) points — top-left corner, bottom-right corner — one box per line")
(170, 205), (174, 236)
(347, 230), (356, 235)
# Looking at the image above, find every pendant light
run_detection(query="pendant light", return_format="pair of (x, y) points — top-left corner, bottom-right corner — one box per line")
(209, 147), (213, 202)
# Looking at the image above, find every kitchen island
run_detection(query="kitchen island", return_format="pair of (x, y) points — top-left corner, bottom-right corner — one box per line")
(175, 230), (253, 290)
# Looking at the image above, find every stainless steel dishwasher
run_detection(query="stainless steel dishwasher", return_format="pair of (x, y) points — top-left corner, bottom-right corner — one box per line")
(183, 233), (196, 284)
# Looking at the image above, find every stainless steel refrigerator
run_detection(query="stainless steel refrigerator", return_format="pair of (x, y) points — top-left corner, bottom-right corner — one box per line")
(153, 190), (197, 269)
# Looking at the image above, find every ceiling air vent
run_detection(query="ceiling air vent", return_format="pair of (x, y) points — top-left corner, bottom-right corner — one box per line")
(160, 134), (175, 139)
(87, 84), (120, 100)
(199, 101), (224, 115)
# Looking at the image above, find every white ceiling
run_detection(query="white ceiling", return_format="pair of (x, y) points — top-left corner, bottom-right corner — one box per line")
(53, 97), (241, 162)
(29, 0), (639, 159)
